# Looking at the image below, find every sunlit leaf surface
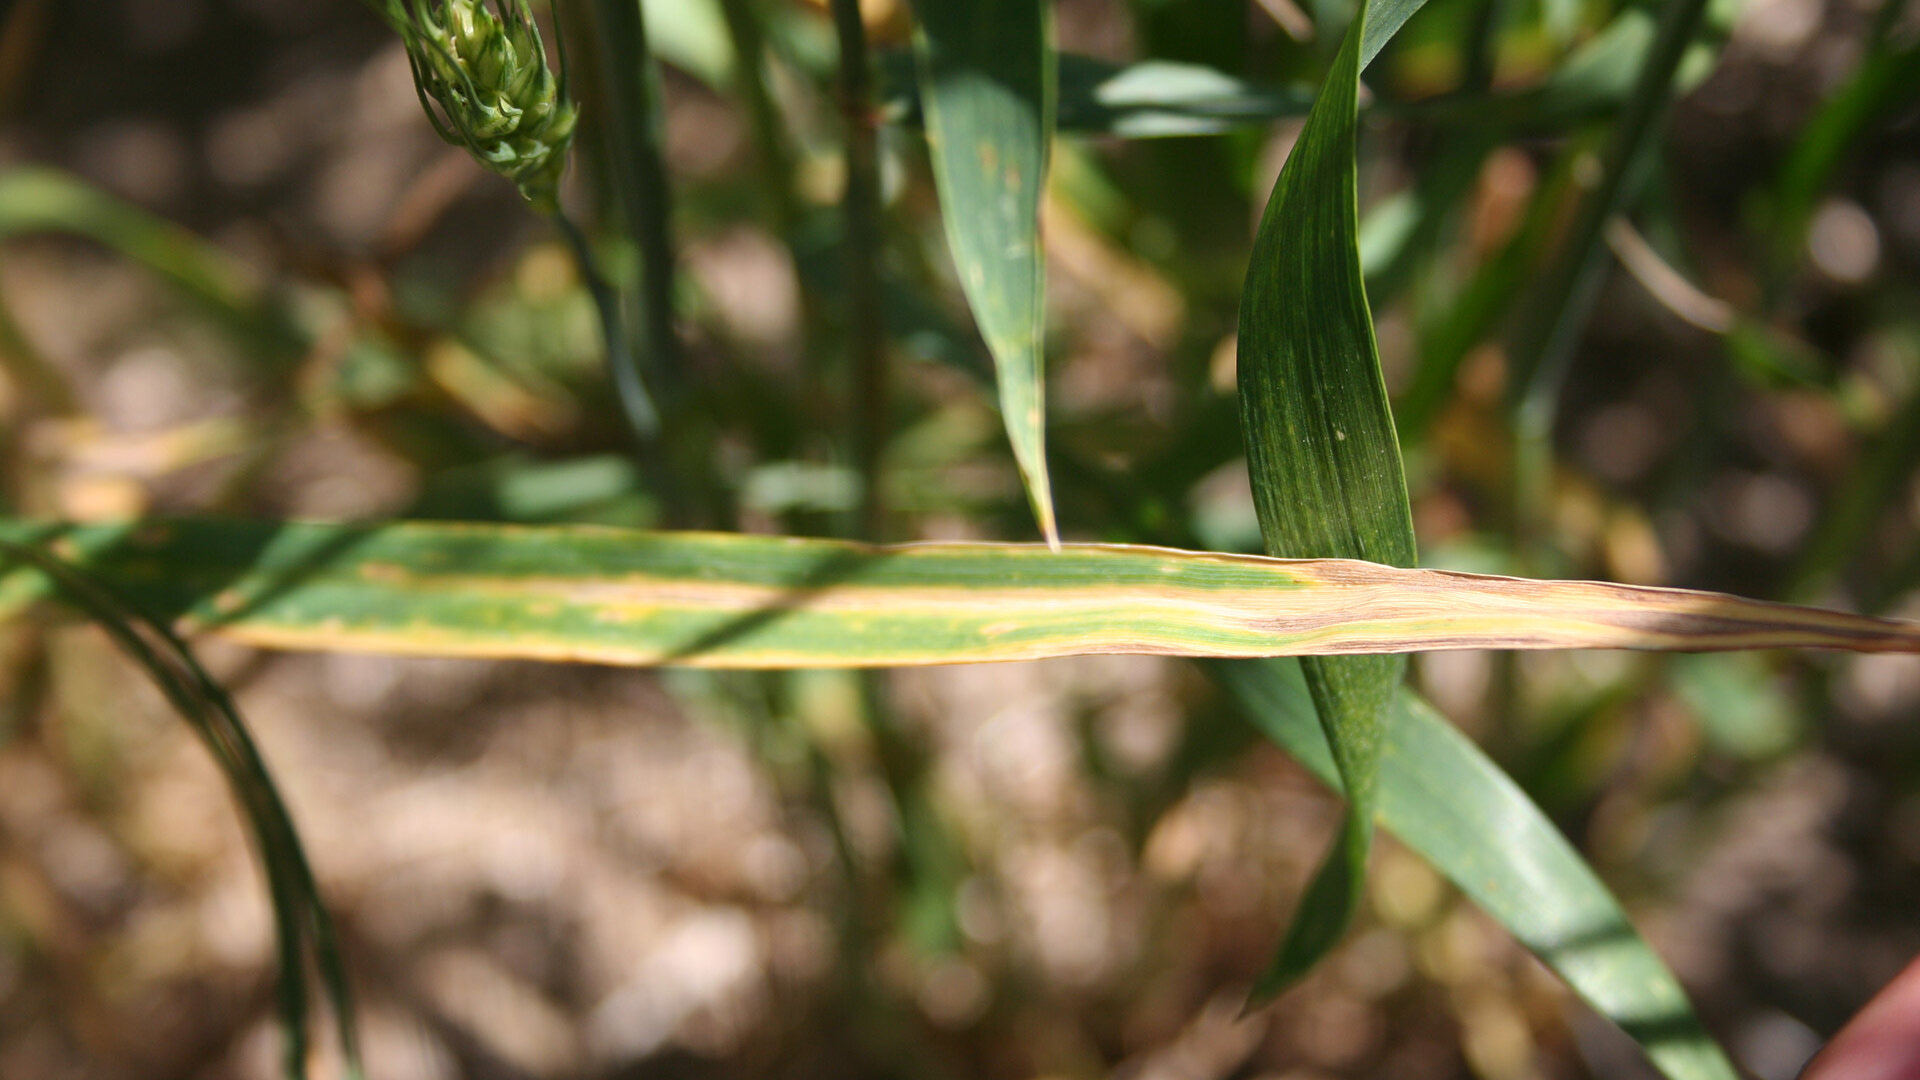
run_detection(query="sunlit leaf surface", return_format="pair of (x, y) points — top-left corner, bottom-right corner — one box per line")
(2, 520), (1915, 668)
(912, 0), (1059, 544)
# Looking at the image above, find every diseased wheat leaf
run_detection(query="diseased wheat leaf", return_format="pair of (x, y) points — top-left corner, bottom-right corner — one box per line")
(1236, 0), (1416, 997)
(2, 520), (1915, 667)
(912, 0), (1059, 545)
(1217, 658), (1739, 1080)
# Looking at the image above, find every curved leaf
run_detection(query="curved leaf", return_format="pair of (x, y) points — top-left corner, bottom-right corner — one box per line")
(1236, 0), (1416, 996)
(0, 537), (359, 1080)
(1216, 658), (1739, 1080)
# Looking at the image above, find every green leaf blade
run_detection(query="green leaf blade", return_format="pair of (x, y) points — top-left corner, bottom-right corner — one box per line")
(0, 167), (304, 361)
(912, 0), (1058, 545)
(0, 537), (361, 1080)
(1219, 658), (1739, 1080)
(5, 520), (1919, 668)
(1238, 11), (1413, 574)
(1236, 0), (1417, 996)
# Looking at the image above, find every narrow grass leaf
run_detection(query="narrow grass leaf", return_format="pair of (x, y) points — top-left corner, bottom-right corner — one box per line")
(1765, 38), (1920, 277)
(1054, 56), (1313, 137)
(1506, 0), (1717, 408)
(912, 0), (1059, 545)
(1236, 0), (1417, 997)
(3, 520), (1915, 667)
(879, 0), (1736, 146)
(894, 0), (1743, 145)
(0, 167), (304, 360)
(0, 537), (359, 1080)
(905, 0), (1429, 145)
(1216, 658), (1739, 1080)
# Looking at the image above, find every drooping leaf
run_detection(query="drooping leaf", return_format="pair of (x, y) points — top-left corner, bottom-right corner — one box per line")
(1236, 0), (1416, 996)
(912, 0), (1059, 545)
(1215, 658), (1739, 1080)
(0, 537), (359, 1080)
(2, 520), (1915, 667)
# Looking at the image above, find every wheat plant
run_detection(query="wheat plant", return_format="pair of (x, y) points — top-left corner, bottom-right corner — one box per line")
(1, 0), (1913, 1076)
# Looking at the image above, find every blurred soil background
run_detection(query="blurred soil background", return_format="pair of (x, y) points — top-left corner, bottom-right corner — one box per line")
(0, 0), (1918, 1078)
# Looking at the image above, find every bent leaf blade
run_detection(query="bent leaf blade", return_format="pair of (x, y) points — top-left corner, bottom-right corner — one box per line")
(1236, 0), (1417, 996)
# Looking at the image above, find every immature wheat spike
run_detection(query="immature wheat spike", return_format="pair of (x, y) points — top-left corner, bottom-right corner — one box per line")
(397, 0), (578, 213)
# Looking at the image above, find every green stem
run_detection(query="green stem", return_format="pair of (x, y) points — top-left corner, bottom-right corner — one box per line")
(1505, 0), (1715, 555)
(830, 0), (890, 541)
(832, 4), (947, 987)
(1460, 0), (1505, 95)
(587, 0), (682, 401)
(555, 209), (660, 440)
(719, 0), (837, 490)
(717, 0), (801, 238)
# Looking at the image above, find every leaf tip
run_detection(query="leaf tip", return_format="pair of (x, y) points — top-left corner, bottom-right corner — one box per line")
(1021, 466), (1061, 551)
(1242, 968), (1294, 1013)
(1036, 503), (1062, 552)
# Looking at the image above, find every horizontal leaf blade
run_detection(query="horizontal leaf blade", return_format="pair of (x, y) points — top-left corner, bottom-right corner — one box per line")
(2, 519), (1916, 668)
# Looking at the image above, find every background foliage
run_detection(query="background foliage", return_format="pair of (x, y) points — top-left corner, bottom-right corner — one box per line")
(0, 0), (1918, 1077)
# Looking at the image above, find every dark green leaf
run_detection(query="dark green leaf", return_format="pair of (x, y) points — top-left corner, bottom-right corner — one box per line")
(0, 537), (359, 1080)
(1236, 0), (1418, 996)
